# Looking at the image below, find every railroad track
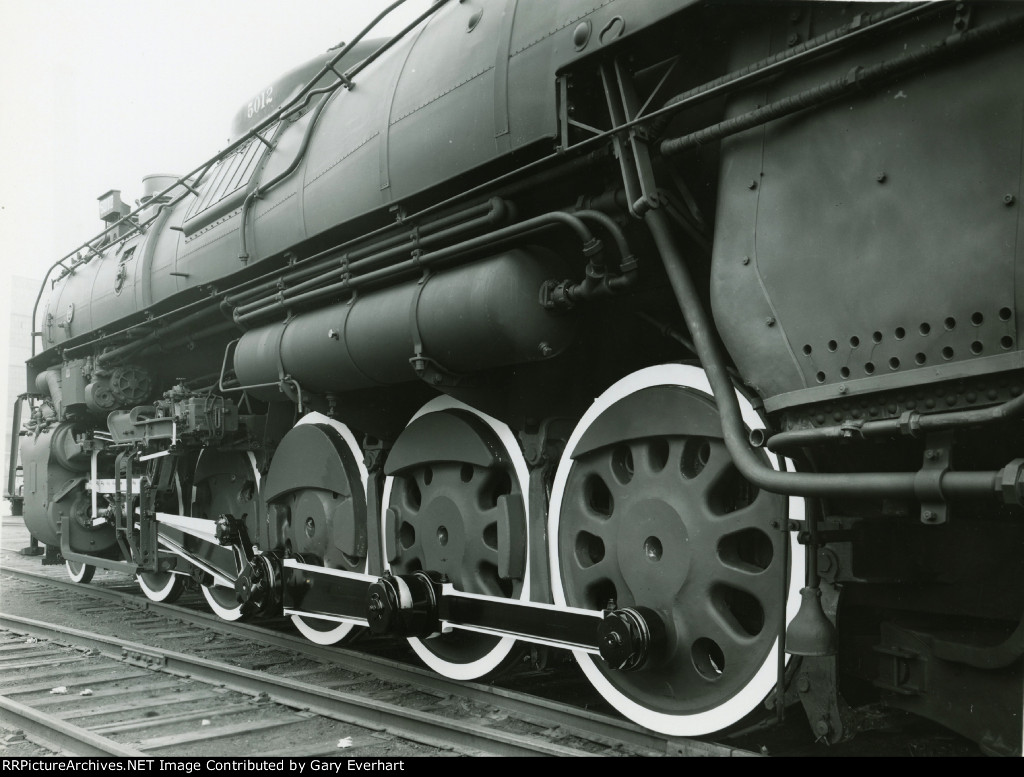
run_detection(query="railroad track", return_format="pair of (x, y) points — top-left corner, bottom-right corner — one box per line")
(0, 615), (465, 757)
(0, 533), (758, 758)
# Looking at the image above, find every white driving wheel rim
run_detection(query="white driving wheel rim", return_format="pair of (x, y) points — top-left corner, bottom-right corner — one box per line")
(382, 396), (531, 681)
(289, 411), (369, 645)
(548, 364), (805, 736)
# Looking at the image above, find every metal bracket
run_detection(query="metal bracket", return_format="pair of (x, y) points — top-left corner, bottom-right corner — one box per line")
(599, 59), (660, 219)
(518, 418), (574, 468)
(787, 581), (852, 743)
(917, 431), (953, 524)
(794, 655), (854, 745)
(953, 2), (972, 34)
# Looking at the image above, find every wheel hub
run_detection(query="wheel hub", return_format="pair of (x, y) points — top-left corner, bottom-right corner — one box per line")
(266, 413), (369, 645)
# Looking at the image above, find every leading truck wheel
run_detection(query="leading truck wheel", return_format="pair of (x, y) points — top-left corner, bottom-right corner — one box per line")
(267, 412), (369, 646)
(190, 450), (263, 621)
(65, 560), (95, 584)
(382, 397), (530, 681)
(549, 365), (804, 736)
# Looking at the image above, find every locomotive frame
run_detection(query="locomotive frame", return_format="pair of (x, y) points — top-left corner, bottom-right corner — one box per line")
(8, 0), (1024, 755)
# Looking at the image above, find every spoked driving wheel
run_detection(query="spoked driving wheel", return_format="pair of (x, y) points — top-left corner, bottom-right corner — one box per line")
(549, 365), (804, 735)
(382, 397), (530, 680)
(266, 412), (369, 645)
(190, 450), (262, 621)
(136, 473), (187, 603)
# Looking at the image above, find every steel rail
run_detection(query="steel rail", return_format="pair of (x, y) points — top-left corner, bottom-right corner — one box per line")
(0, 562), (754, 756)
(0, 693), (147, 757)
(0, 612), (592, 757)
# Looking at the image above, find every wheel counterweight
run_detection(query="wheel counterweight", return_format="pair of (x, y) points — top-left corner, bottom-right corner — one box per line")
(267, 412), (369, 645)
(382, 397), (530, 680)
(549, 365), (805, 735)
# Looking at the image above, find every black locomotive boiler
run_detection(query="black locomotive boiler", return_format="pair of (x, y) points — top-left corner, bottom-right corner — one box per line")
(9, 0), (1024, 755)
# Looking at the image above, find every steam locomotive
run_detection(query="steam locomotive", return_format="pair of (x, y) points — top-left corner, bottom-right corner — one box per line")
(10, 0), (1023, 755)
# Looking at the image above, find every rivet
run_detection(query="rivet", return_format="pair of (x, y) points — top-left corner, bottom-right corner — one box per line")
(787, 32), (800, 47)
(876, 172), (887, 183)
(748, 179), (758, 190)
(742, 256), (751, 265)
(1004, 194), (1016, 206)
(766, 316), (776, 327)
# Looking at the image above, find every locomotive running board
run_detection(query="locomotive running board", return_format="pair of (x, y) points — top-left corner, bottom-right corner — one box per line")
(283, 561), (661, 666)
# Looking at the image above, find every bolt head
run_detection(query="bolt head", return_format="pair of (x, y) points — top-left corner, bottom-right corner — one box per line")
(604, 632), (623, 649)
(1004, 194), (1016, 206)
(747, 179), (758, 190)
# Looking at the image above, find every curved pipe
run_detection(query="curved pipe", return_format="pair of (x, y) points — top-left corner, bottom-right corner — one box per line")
(237, 94), (334, 264)
(234, 210), (599, 326)
(645, 207), (1011, 502)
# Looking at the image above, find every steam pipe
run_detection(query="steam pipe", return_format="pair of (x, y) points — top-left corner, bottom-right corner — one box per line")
(645, 207), (1017, 502)
(661, 14), (1024, 157)
(234, 210), (600, 325)
(649, 2), (940, 138)
(232, 198), (510, 316)
(225, 199), (501, 307)
(768, 392), (1024, 452)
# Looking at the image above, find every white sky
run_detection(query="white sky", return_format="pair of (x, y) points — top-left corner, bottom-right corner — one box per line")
(0, 0), (431, 421)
